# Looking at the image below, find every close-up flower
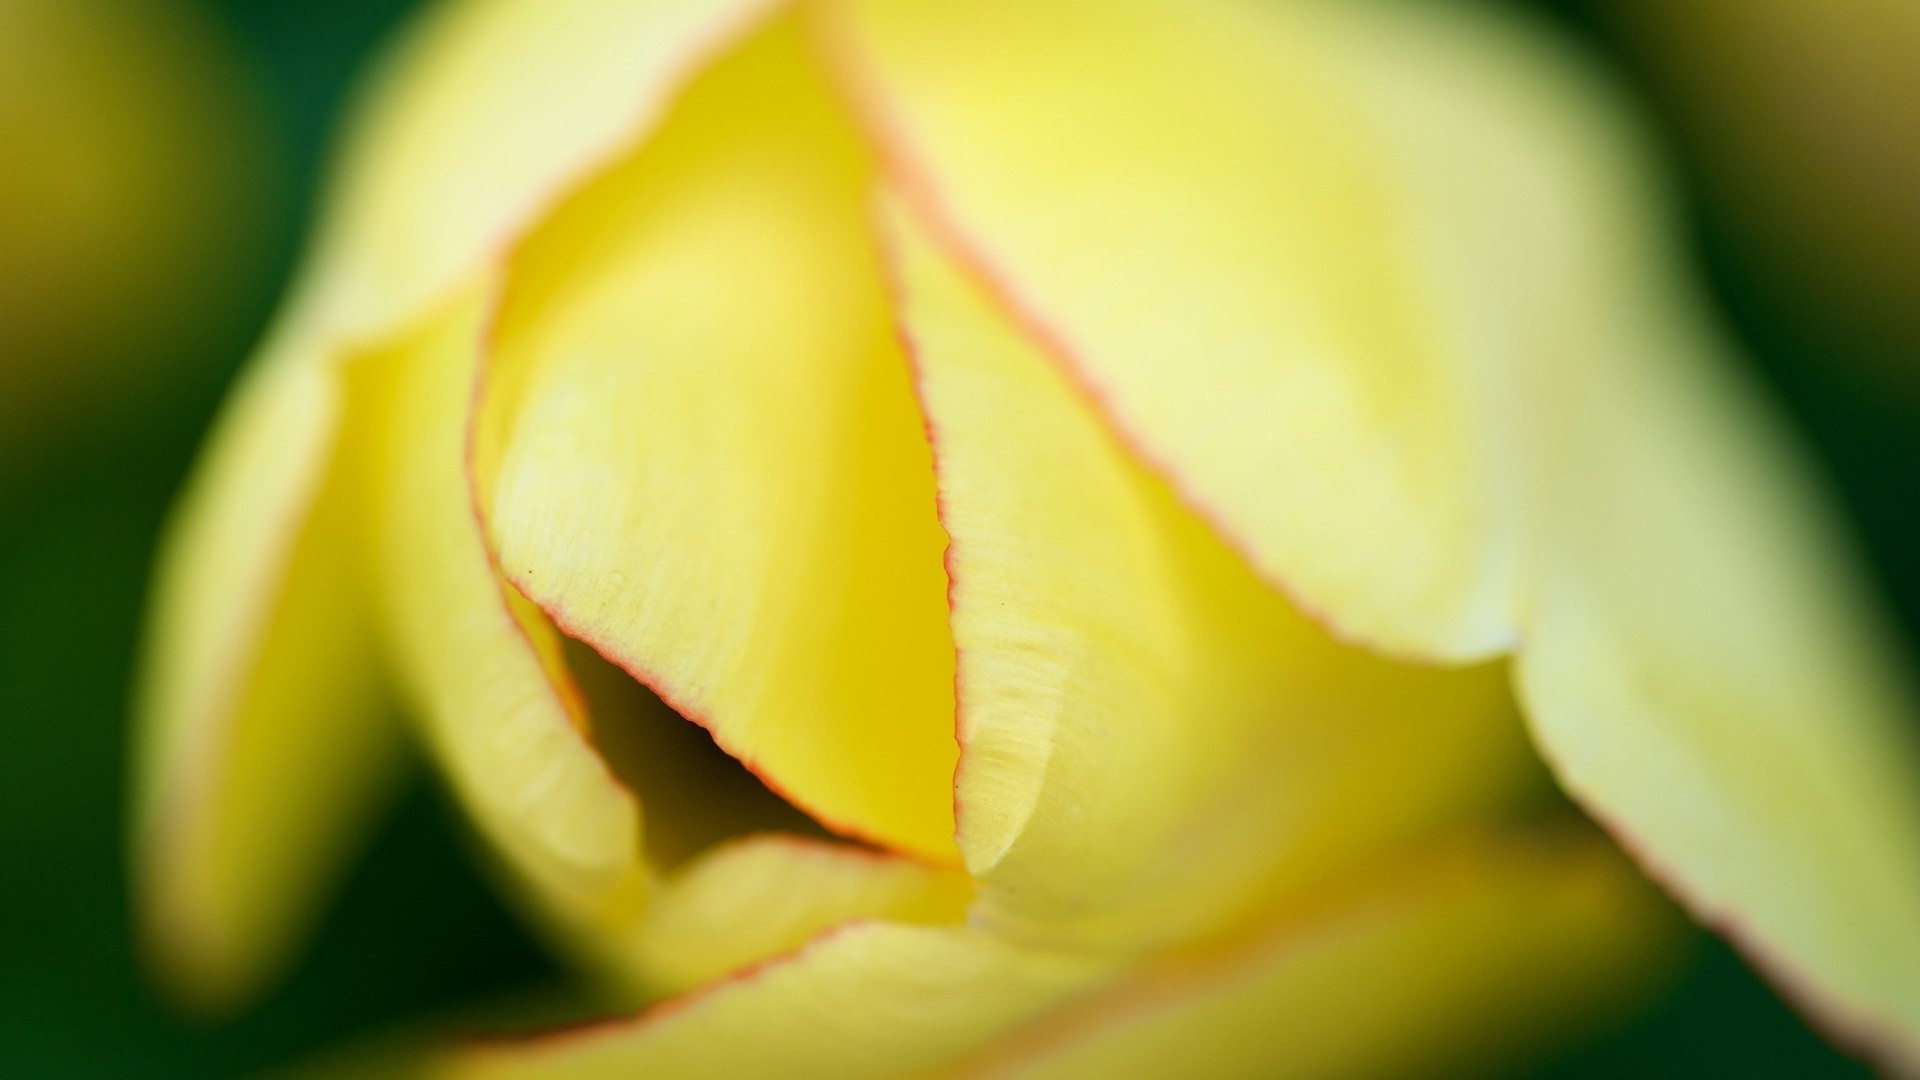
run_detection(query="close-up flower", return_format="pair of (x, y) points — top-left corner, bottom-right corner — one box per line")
(109, 0), (1920, 1076)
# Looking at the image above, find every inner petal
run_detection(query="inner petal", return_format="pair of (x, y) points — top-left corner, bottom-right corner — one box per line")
(473, 16), (958, 863)
(886, 201), (1546, 954)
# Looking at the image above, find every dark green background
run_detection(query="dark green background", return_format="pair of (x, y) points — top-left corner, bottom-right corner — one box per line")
(0, 0), (1911, 1075)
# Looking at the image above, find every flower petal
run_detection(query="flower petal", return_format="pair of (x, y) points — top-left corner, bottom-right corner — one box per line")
(374, 286), (974, 1000)
(633, 835), (972, 997)
(132, 344), (398, 1013)
(132, 0), (786, 1010)
(299, 0), (780, 341)
(824, 0), (1518, 661)
(1329, 7), (1920, 1055)
(884, 201), (1538, 952)
(474, 18), (957, 862)
(966, 828), (1676, 1080)
(847, 0), (1920, 1053)
(448, 925), (1108, 1080)
(365, 283), (651, 984)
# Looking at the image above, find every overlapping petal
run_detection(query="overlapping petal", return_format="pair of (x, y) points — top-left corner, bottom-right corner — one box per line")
(1331, 5), (1920, 1052)
(297, 0), (780, 341)
(632, 835), (972, 996)
(963, 829), (1673, 1080)
(474, 17), (958, 863)
(370, 278), (988, 1010)
(825, 0), (1520, 662)
(885, 202), (1537, 952)
(449, 924), (1109, 1080)
(364, 283), (651, 984)
(140, 0), (1920, 1070)
(831, 0), (1920, 1053)
(427, 828), (1667, 1080)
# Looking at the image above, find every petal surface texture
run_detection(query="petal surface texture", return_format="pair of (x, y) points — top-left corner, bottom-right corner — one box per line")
(830, 0), (1518, 662)
(366, 285), (650, 974)
(476, 19), (958, 862)
(969, 830), (1673, 1080)
(886, 204), (1534, 951)
(132, 346), (395, 1012)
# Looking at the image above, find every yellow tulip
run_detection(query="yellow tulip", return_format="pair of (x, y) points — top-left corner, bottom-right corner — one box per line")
(131, 0), (1920, 1075)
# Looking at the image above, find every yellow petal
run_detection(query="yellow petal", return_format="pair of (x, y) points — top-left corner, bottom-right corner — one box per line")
(824, 0), (1518, 661)
(1514, 271), (1920, 1052)
(1324, 5), (1920, 1055)
(851, 0), (1920, 1053)
(884, 201), (1537, 952)
(131, 338), (398, 1013)
(364, 282), (651, 982)
(298, 0), (781, 342)
(446, 925), (1108, 1080)
(962, 829), (1677, 1080)
(475, 18), (957, 862)
(131, 0), (785, 1008)
(633, 834), (973, 997)
(373, 284), (971, 1000)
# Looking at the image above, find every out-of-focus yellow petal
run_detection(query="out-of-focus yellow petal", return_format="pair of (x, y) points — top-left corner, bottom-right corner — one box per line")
(1515, 311), (1920, 1051)
(132, 343), (397, 1014)
(885, 202), (1537, 953)
(1332, 6), (1920, 1055)
(475, 19), (957, 863)
(446, 925), (1109, 1080)
(961, 829), (1676, 1080)
(824, 0), (1518, 662)
(365, 284), (650, 982)
(297, 0), (781, 342)
(633, 835), (972, 996)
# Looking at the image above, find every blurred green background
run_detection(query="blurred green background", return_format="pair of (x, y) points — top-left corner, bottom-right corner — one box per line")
(0, 0), (1913, 1075)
